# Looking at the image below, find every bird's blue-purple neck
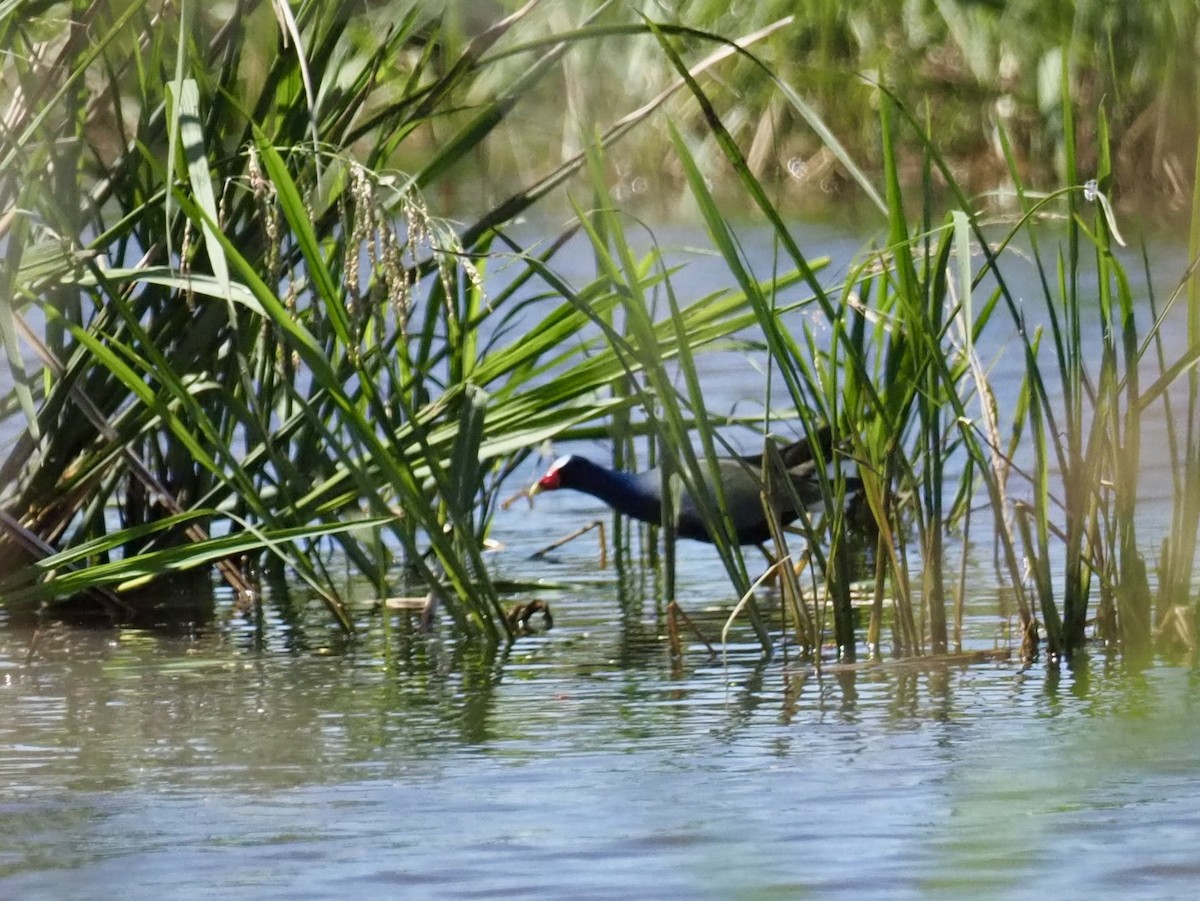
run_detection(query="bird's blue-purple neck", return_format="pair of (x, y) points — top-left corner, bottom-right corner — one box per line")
(556, 456), (664, 526)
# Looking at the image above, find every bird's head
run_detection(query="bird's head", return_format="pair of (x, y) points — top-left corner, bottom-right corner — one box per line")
(528, 455), (575, 497)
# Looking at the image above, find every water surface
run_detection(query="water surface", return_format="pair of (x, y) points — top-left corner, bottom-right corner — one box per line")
(3, 220), (1198, 899)
(3, 596), (1200, 899)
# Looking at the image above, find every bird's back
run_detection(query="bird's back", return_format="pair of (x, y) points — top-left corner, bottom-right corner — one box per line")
(671, 456), (821, 544)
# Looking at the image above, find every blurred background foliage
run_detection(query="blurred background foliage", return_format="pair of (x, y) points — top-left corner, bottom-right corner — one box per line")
(368, 0), (1200, 220)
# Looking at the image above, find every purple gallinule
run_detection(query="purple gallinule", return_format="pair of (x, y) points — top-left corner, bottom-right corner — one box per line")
(529, 429), (839, 545)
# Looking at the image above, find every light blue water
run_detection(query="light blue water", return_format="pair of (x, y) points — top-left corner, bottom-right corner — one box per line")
(3, 612), (1199, 899)
(3, 219), (1199, 898)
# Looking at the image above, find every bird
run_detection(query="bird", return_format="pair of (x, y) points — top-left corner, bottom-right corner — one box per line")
(528, 427), (843, 546)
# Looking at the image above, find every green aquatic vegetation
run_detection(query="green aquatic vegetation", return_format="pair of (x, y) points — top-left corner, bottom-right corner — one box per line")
(2, 0), (1200, 665)
(0, 0), (810, 639)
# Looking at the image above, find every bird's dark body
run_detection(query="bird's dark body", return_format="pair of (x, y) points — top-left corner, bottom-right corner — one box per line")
(535, 429), (837, 545)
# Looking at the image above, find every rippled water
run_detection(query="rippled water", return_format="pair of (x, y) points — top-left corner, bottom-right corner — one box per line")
(4, 599), (1200, 899)
(4, 221), (1200, 898)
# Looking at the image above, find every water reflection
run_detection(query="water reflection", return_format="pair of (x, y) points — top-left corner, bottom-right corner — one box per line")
(3, 615), (1200, 897)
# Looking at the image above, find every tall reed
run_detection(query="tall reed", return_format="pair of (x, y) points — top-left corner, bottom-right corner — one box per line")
(0, 2), (786, 635)
(2, 1), (1196, 664)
